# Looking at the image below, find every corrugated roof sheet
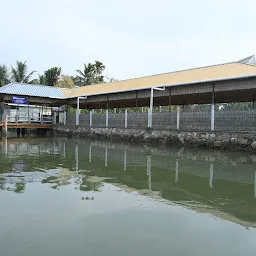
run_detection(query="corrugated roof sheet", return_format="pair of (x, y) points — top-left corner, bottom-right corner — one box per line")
(67, 62), (256, 98)
(0, 83), (65, 99)
(1, 58), (256, 100)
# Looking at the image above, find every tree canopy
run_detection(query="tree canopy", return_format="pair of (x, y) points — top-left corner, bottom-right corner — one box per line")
(55, 75), (74, 88)
(0, 64), (10, 87)
(11, 61), (36, 84)
(75, 61), (106, 86)
(0, 60), (115, 87)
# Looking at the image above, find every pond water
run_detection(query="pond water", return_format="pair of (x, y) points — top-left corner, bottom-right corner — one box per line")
(0, 137), (256, 255)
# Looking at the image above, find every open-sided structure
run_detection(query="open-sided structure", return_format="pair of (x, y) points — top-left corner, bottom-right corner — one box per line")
(1, 55), (256, 132)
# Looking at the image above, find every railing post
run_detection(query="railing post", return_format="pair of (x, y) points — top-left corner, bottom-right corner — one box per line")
(177, 106), (180, 130)
(90, 110), (93, 127)
(211, 104), (215, 131)
(106, 109), (109, 128)
(211, 84), (215, 131)
(76, 111), (80, 126)
(148, 88), (153, 128)
(63, 111), (67, 125)
(125, 109), (128, 128)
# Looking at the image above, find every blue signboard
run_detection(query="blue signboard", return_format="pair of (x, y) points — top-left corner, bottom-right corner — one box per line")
(12, 96), (28, 104)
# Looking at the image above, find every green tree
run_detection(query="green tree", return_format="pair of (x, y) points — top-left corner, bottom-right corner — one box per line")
(44, 67), (61, 86)
(75, 61), (106, 86)
(94, 61), (105, 84)
(0, 64), (10, 86)
(55, 75), (74, 88)
(11, 61), (36, 83)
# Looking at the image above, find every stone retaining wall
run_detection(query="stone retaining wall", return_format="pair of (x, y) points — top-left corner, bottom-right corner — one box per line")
(53, 125), (256, 152)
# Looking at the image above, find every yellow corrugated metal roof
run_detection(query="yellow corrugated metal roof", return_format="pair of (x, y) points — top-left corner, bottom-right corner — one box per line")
(64, 62), (256, 98)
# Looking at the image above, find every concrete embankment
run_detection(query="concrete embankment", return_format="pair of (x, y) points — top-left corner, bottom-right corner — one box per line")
(53, 125), (256, 152)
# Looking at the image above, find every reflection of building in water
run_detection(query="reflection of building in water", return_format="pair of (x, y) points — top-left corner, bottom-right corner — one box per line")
(0, 139), (62, 157)
(79, 140), (256, 225)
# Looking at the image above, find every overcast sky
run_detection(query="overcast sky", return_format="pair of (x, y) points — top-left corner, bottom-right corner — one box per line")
(0, 0), (255, 80)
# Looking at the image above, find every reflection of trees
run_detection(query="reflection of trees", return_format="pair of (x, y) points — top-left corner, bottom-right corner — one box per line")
(14, 182), (25, 194)
(0, 177), (26, 194)
(79, 178), (101, 192)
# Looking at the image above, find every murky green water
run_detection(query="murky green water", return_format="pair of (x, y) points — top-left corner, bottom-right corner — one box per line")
(1, 137), (256, 255)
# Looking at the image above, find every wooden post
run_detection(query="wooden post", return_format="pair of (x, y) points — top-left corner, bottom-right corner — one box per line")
(177, 106), (180, 130)
(125, 109), (128, 128)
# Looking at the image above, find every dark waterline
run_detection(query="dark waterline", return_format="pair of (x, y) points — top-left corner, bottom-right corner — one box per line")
(0, 136), (256, 256)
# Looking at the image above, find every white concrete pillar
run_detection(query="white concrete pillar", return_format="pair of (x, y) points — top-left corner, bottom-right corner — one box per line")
(209, 163), (213, 188)
(175, 159), (179, 182)
(148, 88), (154, 128)
(76, 111), (80, 126)
(114, 108), (117, 113)
(106, 109), (109, 128)
(53, 112), (57, 125)
(177, 106), (180, 130)
(147, 155), (152, 192)
(76, 97), (80, 126)
(89, 110), (93, 127)
(211, 104), (215, 131)
(125, 109), (128, 128)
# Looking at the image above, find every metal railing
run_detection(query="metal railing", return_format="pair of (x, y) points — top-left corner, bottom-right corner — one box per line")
(64, 108), (256, 132)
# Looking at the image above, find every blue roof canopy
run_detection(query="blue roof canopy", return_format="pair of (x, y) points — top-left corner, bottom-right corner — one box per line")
(0, 83), (65, 99)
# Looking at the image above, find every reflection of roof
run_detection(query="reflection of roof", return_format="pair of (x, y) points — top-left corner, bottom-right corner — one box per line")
(0, 83), (66, 99)
(1, 56), (256, 99)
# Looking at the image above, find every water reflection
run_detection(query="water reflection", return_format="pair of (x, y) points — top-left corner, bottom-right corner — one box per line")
(1, 137), (256, 227)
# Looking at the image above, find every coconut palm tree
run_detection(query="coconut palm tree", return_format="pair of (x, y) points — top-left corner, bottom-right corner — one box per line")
(11, 61), (36, 84)
(0, 64), (10, 86)
(76, 63), (96, 86)
(94, 61), (105, 83)
(75, 61), (106, 86)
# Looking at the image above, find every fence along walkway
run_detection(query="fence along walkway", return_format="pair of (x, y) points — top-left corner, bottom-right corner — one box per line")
(65, 108), (256, 132)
